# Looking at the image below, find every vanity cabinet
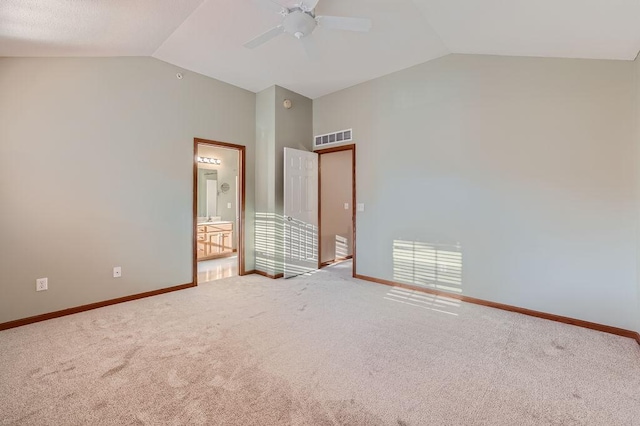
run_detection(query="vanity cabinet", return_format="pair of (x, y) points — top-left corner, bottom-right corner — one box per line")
(197, 222), (234, 260)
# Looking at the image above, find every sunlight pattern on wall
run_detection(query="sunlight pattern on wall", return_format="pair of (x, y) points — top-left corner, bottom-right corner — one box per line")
(392, 240), (463, 293)
(384, 287), (460, 316)
(255, 212), (318, 278)
(335, 235), (348, 259)
(255, 212), (284, 276)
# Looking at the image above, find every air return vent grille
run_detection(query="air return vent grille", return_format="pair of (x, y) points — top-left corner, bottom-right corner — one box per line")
(314, 129), (353, 148)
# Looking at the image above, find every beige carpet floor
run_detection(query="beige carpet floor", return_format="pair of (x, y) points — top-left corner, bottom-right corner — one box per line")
(2, 261), (640, 425)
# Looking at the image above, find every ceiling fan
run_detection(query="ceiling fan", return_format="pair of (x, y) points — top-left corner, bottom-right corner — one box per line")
(244, 0), (372, 53)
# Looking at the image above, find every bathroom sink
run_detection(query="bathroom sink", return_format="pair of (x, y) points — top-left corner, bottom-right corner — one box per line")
(197, 216), (222, 225)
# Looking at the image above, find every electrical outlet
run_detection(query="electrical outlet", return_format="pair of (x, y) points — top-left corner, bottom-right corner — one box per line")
(344, 203), (349, 210)
(357, 203), (365, 212)
(113, 267), (122, 278)
(36, 278), (48, 291)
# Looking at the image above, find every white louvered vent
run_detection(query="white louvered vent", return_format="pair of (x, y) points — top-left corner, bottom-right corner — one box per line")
(314, 129), (353, 148)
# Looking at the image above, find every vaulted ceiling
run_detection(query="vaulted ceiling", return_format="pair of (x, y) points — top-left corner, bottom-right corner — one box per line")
(2, 0), (639, 98)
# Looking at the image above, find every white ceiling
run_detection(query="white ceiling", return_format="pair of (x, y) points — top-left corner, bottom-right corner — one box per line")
(2, 0), (640, 98)
(413, 0), (640, 61)
(0, 0), (204, 56)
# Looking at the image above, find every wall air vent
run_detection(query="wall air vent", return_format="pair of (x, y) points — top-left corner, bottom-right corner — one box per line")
(314, 129), (353, 148)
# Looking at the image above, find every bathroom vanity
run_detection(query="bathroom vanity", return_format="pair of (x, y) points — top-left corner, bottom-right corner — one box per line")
(197, 221), (234, 260)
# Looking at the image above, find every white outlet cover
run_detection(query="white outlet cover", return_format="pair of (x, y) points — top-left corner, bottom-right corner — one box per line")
(357, 203), (365, 212)
(227, 202), (232, 209)
(113, 267), (122, 278)
(344, 203), (349, 210)
(36, 278), (48, 291)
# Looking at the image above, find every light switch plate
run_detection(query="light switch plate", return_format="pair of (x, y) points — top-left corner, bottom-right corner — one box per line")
(357, 203), (365, 212)
(344, 203), (349, 210)
(227, 202), (232, 209)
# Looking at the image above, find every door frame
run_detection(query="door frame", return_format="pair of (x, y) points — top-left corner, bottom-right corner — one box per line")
(193, 138), (247, 285)
(315, 144), (356, 277)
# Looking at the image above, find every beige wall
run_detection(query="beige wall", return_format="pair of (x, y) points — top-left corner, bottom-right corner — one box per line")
(274, 86), (314, 216)
(314, 54), (639, 332)
(255, 86), (278, 275)
(254, 86), (313, 275)
(255, 87), (276, 215)
(3, 54), (639, 334)
(0, 57), (256, 324)
(320, 150), (353, 263)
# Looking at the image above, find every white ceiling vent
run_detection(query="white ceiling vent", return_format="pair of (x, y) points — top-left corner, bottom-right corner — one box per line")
(314, 129), (353, 148)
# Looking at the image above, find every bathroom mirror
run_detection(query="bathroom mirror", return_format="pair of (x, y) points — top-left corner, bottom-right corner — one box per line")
(197, 168), (218, 219)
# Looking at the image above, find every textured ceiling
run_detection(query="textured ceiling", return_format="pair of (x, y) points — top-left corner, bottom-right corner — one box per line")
(413, 0), (640, 61)
(2, 0), (640, 98)
(152, 0), (448, 98)
(0, 0), (204, 56)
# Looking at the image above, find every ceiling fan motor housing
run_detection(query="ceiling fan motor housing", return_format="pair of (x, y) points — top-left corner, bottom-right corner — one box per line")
(243, 0), (371, 50)
(283, 10), (317, 38)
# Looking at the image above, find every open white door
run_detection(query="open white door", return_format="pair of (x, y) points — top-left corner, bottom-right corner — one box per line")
(284, 147), (318, 278)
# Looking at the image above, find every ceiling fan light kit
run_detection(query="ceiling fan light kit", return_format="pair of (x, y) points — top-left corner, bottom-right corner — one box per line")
(245, 0), (372, 54)
(284, 10), (317, 39)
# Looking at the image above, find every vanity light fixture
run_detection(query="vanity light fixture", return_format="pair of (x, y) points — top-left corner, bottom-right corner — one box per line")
(197, 156), (221, 165)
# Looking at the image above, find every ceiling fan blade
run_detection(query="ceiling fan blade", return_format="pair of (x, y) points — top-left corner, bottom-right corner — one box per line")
(299, 0), (320, 11)
(316, 16), (372, 32)
(251, 0), (288, 14)
(244, 25), (285, 49)
(300, 36), (319, 59)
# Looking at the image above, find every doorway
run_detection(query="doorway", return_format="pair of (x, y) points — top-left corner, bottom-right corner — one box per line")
(193, 138), (246, 285)
(317, 144), (356, 277)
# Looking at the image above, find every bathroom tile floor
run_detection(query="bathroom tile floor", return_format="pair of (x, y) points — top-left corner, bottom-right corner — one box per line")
(197, 256), (238, 283)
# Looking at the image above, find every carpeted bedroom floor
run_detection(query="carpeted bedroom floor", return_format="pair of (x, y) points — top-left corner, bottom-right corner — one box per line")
(1, 261), (640, 425)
